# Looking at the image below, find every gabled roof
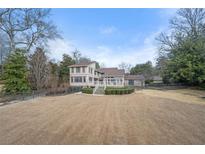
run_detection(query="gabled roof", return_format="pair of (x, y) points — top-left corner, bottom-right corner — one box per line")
(69, 61), (96, 67)
(125, 74), (145, 80)
(96, 68), (125, 76)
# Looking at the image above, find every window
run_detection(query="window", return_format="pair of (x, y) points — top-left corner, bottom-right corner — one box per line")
(89, 77), (92, 82)
(71, 68), (74, 73)
(82, 67), (85, 73)
(74, 77), (82, 82)
(71, 77), (73, 83)
(83, 76), (86, 82)
(89, 67), (93, 74)
(76, 67), (80, 73)
(128, 80), (134, 85)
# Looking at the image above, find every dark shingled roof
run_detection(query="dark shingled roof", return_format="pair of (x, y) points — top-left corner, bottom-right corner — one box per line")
(69, 61), (96, 67)
(96, 68), (125, 76)
(124, 74), (145, 80)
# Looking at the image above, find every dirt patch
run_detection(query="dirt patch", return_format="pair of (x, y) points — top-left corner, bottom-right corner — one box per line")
(0, 89), (205, 144)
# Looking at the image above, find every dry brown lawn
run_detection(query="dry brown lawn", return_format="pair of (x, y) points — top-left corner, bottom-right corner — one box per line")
(0, 84), (3, 102)
(0, 84), (3, 91)
(0, 88), (205, 144)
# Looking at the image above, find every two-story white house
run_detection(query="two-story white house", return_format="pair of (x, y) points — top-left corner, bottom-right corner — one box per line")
(69, 61), (102, 87)
(69, 61), (145, 87)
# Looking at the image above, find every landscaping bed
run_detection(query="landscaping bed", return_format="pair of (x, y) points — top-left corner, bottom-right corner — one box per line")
(105, 86), (135, 95)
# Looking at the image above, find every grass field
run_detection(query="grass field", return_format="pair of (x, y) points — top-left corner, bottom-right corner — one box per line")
(0, 88), (205, 144)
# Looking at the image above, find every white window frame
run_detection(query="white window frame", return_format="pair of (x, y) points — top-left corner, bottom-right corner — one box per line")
(76, 67), (80, 73)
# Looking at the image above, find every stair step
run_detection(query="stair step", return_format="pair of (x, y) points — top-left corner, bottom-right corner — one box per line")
(94, 87), (105, 94)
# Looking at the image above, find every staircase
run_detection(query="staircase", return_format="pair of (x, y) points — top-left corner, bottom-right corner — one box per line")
(93, 86), (105, 95)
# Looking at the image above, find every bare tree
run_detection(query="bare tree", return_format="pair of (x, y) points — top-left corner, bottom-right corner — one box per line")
(118, 62), (132, 73)
(72, 48), (81, 63)
(170, 9), (205, 38)
(47, 60), (60, 88)
(0, 32), (10, 75)
(157, 9), (205, 52)
(29, 47), (50, 90)
(0, 9), (60, 52)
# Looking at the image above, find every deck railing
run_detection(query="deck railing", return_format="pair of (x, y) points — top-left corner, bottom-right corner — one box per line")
(94, 80), (124, 87)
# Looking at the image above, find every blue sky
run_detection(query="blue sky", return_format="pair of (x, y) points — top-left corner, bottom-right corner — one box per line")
(48, 8), (177, 67)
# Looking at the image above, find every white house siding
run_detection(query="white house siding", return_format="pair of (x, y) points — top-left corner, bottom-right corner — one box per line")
(103, 76), (124, 87)
(69, 62), (145, 88)
(69, 63), (100, 87)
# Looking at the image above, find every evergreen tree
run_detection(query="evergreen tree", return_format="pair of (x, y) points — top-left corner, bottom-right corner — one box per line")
(3, 49), (30, 94)
(59, 54), (75, 83)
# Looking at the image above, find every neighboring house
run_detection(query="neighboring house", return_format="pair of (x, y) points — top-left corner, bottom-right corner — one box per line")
(69, 61), (145, 87)
(152, 76), (163, 84)
(124, 74), (145, 87)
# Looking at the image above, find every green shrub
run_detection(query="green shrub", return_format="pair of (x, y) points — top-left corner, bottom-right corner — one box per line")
(82, 87), (93, 94)
(105, 89), (109, 95)
(105, 87), (135, 95)
(111, 89), (115, 95)
(145, 79), (153, 84)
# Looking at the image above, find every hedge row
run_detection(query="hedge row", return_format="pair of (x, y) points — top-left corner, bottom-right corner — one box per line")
(105, 87), (135, 95)
(82, 87), (93, 94)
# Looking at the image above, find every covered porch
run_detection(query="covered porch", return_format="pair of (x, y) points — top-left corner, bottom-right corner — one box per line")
(94, 76), (124, 87)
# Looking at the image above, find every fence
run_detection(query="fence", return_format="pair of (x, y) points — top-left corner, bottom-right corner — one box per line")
(144, 83), (188, 90)
(0, 86), (82, 104)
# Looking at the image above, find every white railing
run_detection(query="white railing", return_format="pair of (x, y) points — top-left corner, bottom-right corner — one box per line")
(93, 85), (99, 94)
(94, 80), (124, 87)
(94, 81), (104, 86)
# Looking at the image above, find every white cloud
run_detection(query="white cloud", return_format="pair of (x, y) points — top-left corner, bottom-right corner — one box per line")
(90, 30), (162, 67)
(99, 26), (117, 34)
(88, 45), (157, 67)
(80, 40), (158, 67)
(47, 38), (76, 61)
(48, 29), (161, 67)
